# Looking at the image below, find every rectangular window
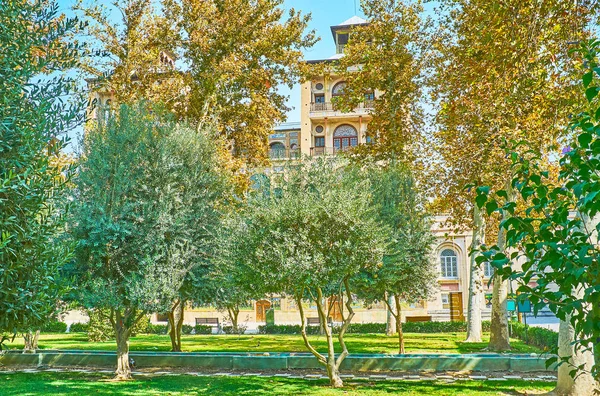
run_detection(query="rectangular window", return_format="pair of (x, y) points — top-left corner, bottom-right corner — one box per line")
(314, 137), (325, 147)
(441, 294), (450, 310)
(364, 92), (375, 101)
(314, 94), (325, 103)
(484, 262), (494, 278)
(337, 33), (349, 45)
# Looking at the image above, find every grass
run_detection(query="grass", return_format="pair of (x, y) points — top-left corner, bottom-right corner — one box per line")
(7, 332), (541, 354)
(0, 372), (555, 395)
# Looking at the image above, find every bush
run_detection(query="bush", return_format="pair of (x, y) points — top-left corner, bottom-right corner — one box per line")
(222, 325), (248, 335)
(194, 325), (212, 335)
(146, 323), (168, 335)
(344, 323), (386, 334)
(69, 323), (89, 333)
(511, 321), (558, 351)
(182, 324), (194, 335)
(258, 321), (490, 335)
(41, 320), (67, 333)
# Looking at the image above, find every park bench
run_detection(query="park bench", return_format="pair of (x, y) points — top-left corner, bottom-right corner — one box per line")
(307, 317), (321, 326)
(195, 317), (220, 333)
(405, 315), (432, 323)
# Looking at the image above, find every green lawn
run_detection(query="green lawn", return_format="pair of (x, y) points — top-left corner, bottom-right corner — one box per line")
(0, 372), (554, 395)
(7, 332), (541, 354)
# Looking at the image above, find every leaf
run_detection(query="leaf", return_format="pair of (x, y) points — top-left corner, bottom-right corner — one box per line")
(585, 87), (599, 103)
(583, 71), (594, 88)
(475, 194), (488, 209)
(485, 201), (498, 215)
(578, 133), (593, 148)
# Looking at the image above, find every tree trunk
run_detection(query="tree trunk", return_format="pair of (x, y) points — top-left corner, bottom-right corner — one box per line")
(23, 330), (40, 353)
(168, 299), (184, 352)
(551, 317), (597, 395)
(113, 310), (133, 380)
(296, 282), (356, 389)
(386, 293), (396, 336)
(489, 181), (513, 351)
(394, 295), (404, 354)
(228, 306), (240, 334)
(465, 204), (485, 343)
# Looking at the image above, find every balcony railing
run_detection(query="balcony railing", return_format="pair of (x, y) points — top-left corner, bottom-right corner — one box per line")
(310, 101), (374, 112)
(310, 146), (358, 156)
(269, 148), (301, 160)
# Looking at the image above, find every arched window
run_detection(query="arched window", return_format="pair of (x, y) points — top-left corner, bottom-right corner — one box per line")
(440, 249), (458, 278)
(333, 124), (358, 151)
(332, 81), (347, 97)
(269, 142), (286, 159)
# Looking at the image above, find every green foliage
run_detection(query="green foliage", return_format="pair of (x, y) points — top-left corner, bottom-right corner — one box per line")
(476, 39), (600, 380)
(257, 324), (321, 335)
(71, 103), (229, 343)
(193, 325), (213, 335)
(258, 322), (492, 335)
(40, 321), (68, 333)
(69, 323), (89, 333)
(222, 325), (247, 335)
(146, 324), (169, 335)
(511, 322), (558, 351)
(181, 325), (194, 335)
(353, 161), (438, 309)
(0, 0), (85, 335)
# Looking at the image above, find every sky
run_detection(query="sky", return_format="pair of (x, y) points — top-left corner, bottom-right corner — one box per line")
(56, 0), (366, 126)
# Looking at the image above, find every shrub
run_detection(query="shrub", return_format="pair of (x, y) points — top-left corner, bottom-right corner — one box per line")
(182, 324), (194, 335)
(194, 325), (212, 335)
(41, 320), (67, 333)
(69, 323), (89, 333)
(344, 323), (386, 334)
(146, 323), (168, 335)
(258, 321), (489, 335)
(222, 325), (248, 335)
(511, 321), (558, 351)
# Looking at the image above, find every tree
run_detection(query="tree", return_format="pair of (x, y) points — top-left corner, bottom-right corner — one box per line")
(476, 39), (600, 392)
(70, 104), (227, 378)
(0, 0), (84, 337)
(432, 0), (597, 349)
(354, 160), (437, 354)
(335, 0), (431, 165)
(163, 0), (317, 165)
(75, 0), (186, 115)
(222, 159), (387, 387)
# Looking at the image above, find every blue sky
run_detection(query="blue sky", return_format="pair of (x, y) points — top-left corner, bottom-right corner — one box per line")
(56, 0), (364, 124)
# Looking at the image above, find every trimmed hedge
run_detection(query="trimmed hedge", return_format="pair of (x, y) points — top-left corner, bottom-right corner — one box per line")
(182, 324), (194, 335)
(258, 324), (321, 335)
(222, 325), (248, 335)
(511, 321), (558, 351)
(194, 325), (212, 335)
(146, 324), (168, 335)
(41, 321), (68, 333)
(69, 323), (89, 333)
(258, 321), (492, 335)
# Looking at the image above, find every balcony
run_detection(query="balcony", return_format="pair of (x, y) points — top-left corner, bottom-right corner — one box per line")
(310, 146), (358, 156)
(309, 101), (374, 116)
(269, 148), (301, 160)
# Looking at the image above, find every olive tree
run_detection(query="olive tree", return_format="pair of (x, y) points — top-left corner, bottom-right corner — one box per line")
(70, 104), (227, 379)
(354, 161), (437, 354)
(0, 0), (84, 339)
(223, 159), (387, 387)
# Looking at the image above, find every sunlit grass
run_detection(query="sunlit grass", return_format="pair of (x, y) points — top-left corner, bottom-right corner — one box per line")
(6, 332), (541, 354)
(0, 372), (555, 395)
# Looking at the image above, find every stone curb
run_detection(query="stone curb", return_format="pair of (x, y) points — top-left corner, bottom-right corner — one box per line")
(0, 368), (558, 383)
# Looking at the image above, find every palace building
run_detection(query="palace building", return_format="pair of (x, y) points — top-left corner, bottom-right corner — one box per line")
(161, 17), (495, 331)
(80, 17), (497, 332)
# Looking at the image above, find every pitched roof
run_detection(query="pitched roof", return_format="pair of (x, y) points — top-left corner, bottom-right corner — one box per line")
(333, 16), (368, 28)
